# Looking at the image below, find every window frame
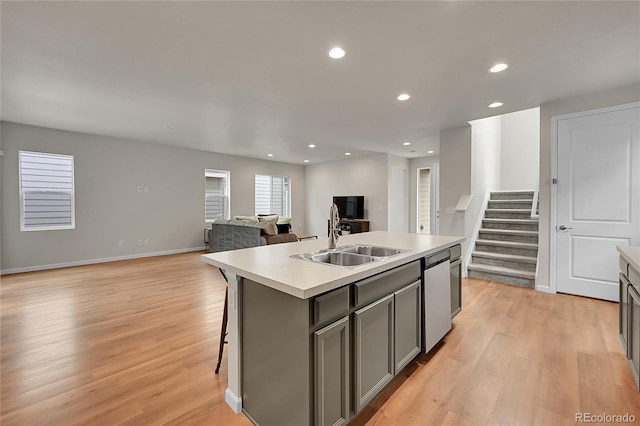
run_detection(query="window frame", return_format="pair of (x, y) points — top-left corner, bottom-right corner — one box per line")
(254, 174), (291, 217)
(19, 150), (76, 232)
(205, 169), (231, 222)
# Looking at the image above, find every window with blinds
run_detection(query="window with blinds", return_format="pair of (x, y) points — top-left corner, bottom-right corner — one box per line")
(19, 151), (75, 231)
(255, 175), (290, 216)
(205, 169), (230, 221)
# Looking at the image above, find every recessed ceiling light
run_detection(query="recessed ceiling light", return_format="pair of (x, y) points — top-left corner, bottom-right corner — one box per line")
(403, 142), (411, 146)
(303, 159), (310, 163)
(489, 63), (508, 73)
(488, 102), (504, 108)
(427, 150), (435, 154)
(345, 152), (351, 156)
(308, 144), (316, 148)
(397, 93), (411, 101)
(267, 153), (274, 157)
(329, 47), (345, 59)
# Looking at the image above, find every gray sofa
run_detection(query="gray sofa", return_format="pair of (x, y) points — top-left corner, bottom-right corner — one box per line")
(208, 219), (298, 253)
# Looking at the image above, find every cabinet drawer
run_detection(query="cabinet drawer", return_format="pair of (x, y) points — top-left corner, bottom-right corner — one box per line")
(630, 266), (640, 289)
(313, 286), (350, 326)
(621, 256), (630, 277)
(354, 261), (421, 308)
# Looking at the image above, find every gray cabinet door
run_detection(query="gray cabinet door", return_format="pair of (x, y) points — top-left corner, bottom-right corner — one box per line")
(354, 293), (394, 413)
(314, 316), (350, 426)
(450, 259), (462, 318)
(394, 280), (421, 374)
(629, 285), (640, 391)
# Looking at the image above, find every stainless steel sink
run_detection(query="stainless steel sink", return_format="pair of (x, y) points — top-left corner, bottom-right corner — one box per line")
(341, 245), (408, 257)
(290, 244), (407, 268)
(308, 251), (379, 267)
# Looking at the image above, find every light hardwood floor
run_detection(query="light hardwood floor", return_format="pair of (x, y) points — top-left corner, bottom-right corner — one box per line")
(2, 252), (639, 425)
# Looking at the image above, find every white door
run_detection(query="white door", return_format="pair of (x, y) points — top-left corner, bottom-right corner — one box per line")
(417, 168), (431, 234)
(555, 103), (640, 301)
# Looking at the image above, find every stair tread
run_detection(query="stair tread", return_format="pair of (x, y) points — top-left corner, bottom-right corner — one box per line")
(483, 218), (539, 223)
(485, 209), (532, 212)
(467, 263), (536, 278)
(490, 190), (535, 194)
(489, 199), (534, 202)
(476, 239), (539, 248)
(472, 251), (537, 263)
(479, 228), (539, 235)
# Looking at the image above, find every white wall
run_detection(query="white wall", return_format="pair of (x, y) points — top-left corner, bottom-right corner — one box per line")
(0, 122), (306, 272)
(537, 83), (640, 290)
(388, 155), (410, 233)
(438, 126), (472, 253)
(304, 154), (389, 238)
(501, 107), (540, 190)
(466, 115), (502, 258)
(0, 131), (3, 271)
(408, 155), (440, 234)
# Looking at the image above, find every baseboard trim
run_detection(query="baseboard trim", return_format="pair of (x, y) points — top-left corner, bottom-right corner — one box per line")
(535, 283), (554, 294)
(225, 388), (243, 413)
(0, 247), (207, 275)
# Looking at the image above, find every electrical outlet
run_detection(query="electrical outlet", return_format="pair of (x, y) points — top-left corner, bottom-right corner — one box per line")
(145, 239), (150, 245)
(144, 187), (149, 193)
(138, 239), (143, 245)
(118, 240), (124, 247)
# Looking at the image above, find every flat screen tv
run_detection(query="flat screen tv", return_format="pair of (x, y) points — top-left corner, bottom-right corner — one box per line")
(333, 196), (365, 219)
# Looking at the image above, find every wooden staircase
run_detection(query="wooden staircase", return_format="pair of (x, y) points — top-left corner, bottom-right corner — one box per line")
(467, 191), (538, 287)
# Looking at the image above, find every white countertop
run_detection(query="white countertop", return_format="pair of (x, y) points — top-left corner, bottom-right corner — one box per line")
(201, 231), (464, 299)
(618, 246), (640, 273)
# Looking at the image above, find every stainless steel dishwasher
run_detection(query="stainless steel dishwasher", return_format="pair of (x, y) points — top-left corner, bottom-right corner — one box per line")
(424, 249), (452, 353)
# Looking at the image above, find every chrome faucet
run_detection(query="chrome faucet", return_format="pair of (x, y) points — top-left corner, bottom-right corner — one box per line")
(329, 203), (340, 249)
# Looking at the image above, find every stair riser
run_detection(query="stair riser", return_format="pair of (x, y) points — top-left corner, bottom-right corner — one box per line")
(485, 211), (532, 220)
(478, 232), (538, 244)
(488, 201), (533, 209)
(468, 269), (535, 288)
(482, 221), (539, 231)
(472, 256), (537, 272)
(490, 192), (535, 201)
(475, 243), (538, 257)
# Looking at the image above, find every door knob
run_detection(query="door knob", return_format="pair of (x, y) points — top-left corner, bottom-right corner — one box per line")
(558, 224), (573, 230)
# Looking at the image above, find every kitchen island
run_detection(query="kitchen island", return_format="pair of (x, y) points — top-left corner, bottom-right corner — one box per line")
(202, 231), (464, 426)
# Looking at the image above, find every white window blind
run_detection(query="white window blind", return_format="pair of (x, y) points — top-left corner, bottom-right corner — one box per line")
(205, 169), (230, 221)
(19, 151), (75, 231)
(255, 175), (290, 216)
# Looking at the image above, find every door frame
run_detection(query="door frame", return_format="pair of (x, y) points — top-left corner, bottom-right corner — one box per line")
(416, 166), (431, 234)
(549, 101), (640, 295)
(434, 163), (440, 235)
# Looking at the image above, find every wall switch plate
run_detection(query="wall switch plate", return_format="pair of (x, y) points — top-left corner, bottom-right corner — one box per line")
(144, 239), (150, 245)
(118, 240), (124, 247)
(144, 187), (149, 192)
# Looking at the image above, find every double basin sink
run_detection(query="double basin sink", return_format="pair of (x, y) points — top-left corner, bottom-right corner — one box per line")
(291, 244), (408, 269)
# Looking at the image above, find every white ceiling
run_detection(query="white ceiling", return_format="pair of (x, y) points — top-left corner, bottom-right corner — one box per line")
(2, 1), (639, 165)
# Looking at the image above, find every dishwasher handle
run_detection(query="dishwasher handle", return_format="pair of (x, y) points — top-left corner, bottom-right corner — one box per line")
(425, 255), (450, 269)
